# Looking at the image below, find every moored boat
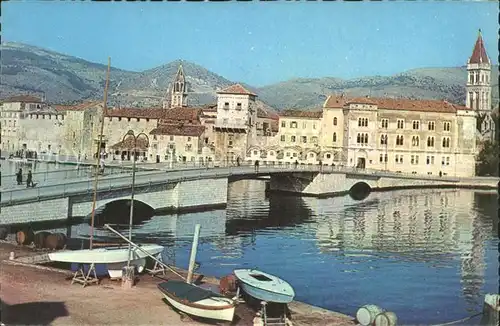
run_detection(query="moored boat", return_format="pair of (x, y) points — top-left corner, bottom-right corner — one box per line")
(48, 244), (163, 278)
(233, 269), (295, 304)
(158, 280), (235, 322)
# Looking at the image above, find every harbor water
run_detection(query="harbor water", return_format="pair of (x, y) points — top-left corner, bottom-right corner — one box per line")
(34, 177), (498, 325)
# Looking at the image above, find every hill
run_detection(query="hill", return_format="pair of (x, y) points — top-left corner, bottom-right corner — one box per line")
(1, 42), (497, 110)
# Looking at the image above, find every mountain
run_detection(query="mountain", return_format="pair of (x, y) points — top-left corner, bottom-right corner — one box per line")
(1, 42), (497, 111)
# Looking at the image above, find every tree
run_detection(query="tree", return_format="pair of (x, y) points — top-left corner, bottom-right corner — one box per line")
(476, 139), (499, 176)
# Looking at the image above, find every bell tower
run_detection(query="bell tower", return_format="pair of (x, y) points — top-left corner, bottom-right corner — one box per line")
(162, 63), (188, 109)
(465, 29), (494, 140)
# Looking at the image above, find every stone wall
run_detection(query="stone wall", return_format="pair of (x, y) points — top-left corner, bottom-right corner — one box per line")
(0, 177), (229, 225)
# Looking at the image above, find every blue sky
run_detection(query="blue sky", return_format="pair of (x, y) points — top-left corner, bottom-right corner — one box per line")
(2, 1), (497, 86)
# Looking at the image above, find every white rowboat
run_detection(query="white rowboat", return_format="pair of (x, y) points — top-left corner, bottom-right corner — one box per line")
(158, 280), (235, 322)
(234, 269), (295, 304)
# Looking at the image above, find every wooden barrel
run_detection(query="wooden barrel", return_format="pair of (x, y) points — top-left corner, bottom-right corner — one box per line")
(45, 233), (67, 250)
(374, 312), (398, 326)
(16, 229), (34, 246)
(0, 227), (8, 240)
(356, 305), (384, 326)
(34, 231), (51, 249)
(219, 274), (238, 295)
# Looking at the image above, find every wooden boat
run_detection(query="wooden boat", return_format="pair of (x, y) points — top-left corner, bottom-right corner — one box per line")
(158, 280), (235, 322)
(233, 269), (295, 304)
(48, 244), (163, 278)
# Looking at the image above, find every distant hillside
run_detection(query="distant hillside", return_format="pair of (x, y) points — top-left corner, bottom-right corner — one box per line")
(1, 42), (497, 111)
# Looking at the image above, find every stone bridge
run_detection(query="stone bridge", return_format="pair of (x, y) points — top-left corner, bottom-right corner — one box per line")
(0, 165), (497, 225)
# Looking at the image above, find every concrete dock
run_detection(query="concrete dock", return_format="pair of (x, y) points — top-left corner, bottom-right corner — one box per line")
(0, 242), (356, 326)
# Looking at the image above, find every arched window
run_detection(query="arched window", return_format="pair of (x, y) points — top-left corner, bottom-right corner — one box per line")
(357, 134), (361, 143)
(364, 133), (368, 144)
(332, 132), (337, 142)
(333, 117), (337, 126)
(427, 136), (434, 147)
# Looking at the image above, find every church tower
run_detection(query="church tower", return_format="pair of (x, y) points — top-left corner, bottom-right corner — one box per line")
(162, 64), (188, 109)
(466, 29), (494, 140)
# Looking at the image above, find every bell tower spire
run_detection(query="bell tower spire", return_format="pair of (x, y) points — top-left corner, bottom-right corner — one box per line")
(466, 29), (494, 140)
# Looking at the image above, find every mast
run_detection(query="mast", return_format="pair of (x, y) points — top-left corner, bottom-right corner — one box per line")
(89, 57), (111, 250)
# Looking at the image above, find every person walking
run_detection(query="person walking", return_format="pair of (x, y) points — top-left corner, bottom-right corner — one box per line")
(16, 168), (23, 185)
(26, 170), (33, 188)
(254, 160), (260, 173)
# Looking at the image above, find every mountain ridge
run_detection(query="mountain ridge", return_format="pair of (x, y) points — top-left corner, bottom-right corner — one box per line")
(1, 41), (497, 111)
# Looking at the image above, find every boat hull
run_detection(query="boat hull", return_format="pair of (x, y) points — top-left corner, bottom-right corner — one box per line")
(107, 258), (147, 278)
(234, 269), (295, 304)
(48, 244), (164, 264)
(158, 281), (235, 322)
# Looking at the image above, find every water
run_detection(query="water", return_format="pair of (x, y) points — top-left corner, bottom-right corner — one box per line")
(40, 180), (498, 324)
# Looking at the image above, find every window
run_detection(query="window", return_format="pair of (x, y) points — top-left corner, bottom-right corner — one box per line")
(426, 156), (430, 165)
(411, 136), (419, 146)
(379, 154), (384, 163)
(380, 134), (387, 145)
(446, 157), (450, 165)
(356, 133), (369, 144)
(301, 136), (307, 143)
(311, 136), (318, 143)
(358, 118), (368, 127)
(442, 137), (450, 148)
(280, 135), (285, 142)
(333, 117), (337, 126)
(411, 155), (419, 165)
(290, 121), (297, 128)
(291, 136), (296, 142)
(224, 102), (230, 109)
(281, 121), (286, 128)
(395, 155), (403, 164)
(313, 123), (317, 130)
(397, 119), (404, 129)
(302, 122), (307, 129)
(236, 103), (242, 110)
(223, 118), (228, 125)
(396, 135), (404, 146)
(427, 136), (435, 147)
(441, 157), (446, 165)
(412, 121), (420, 130)
(332, 132), (337, 142)
(428, 121), (435, 131)
(185, 144), (192, 152)
(443, 122), (451, 132)
(187, 137), (192, 142)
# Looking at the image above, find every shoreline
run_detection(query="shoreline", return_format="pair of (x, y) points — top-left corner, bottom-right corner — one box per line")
(0, 241), (356, 325)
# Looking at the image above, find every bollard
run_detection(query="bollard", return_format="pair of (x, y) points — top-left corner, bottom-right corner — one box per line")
(121, 266), (135, 289)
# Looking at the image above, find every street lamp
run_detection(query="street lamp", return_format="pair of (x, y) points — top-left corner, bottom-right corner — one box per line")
(122, 130), (149, 268)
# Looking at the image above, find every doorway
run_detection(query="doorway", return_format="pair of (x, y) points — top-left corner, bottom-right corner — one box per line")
(356, 157), (366, 169)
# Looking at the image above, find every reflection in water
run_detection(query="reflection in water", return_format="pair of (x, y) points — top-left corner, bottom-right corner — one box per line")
(39, 180), (497, 325)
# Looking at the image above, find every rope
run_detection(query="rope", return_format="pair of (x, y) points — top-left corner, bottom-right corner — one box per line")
(430, 312), (483, 326)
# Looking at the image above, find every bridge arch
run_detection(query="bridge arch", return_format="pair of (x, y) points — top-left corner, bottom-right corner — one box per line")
(84, 199), (155, 226)
(348, 181), (372, 201)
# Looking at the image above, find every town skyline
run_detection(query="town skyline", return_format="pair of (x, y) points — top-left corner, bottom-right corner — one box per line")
(2, 1), (497, 86)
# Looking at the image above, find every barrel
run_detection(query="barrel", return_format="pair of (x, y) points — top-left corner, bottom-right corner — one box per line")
(219, 274), (238, 295)
(374, 311), (398, 326)
(45, 233), (67, 250)
(356, 305), (384, 326)
(16, 229), (34, 246)
(34, 231), (51, 249)
(0, 227), (8, 240)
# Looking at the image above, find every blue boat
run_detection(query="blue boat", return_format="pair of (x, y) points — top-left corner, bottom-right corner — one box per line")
(233, 269), (295, 304)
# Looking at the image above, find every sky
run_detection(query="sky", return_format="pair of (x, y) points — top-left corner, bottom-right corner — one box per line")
(2, 1), (498, 87)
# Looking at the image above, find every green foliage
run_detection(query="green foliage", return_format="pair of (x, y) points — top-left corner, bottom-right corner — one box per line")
(476, 139), (499, 176)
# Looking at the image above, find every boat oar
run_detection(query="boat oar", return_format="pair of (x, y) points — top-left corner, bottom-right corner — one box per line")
(104, 223), (185, 280)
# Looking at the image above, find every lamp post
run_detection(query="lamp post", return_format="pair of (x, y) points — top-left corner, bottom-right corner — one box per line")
(122, 130), (149, 268)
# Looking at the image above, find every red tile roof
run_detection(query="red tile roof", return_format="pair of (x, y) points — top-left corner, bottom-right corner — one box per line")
(469, 30), (490, 64)
(217, 84), (257, 96)
(110, 136), (149, 151)
(150, 123), (205, 137)
(160, 107), (201, 123)
(279, 109), (323, 119)
(324, 95), (460, 113)
(2, 95), (42, 103)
